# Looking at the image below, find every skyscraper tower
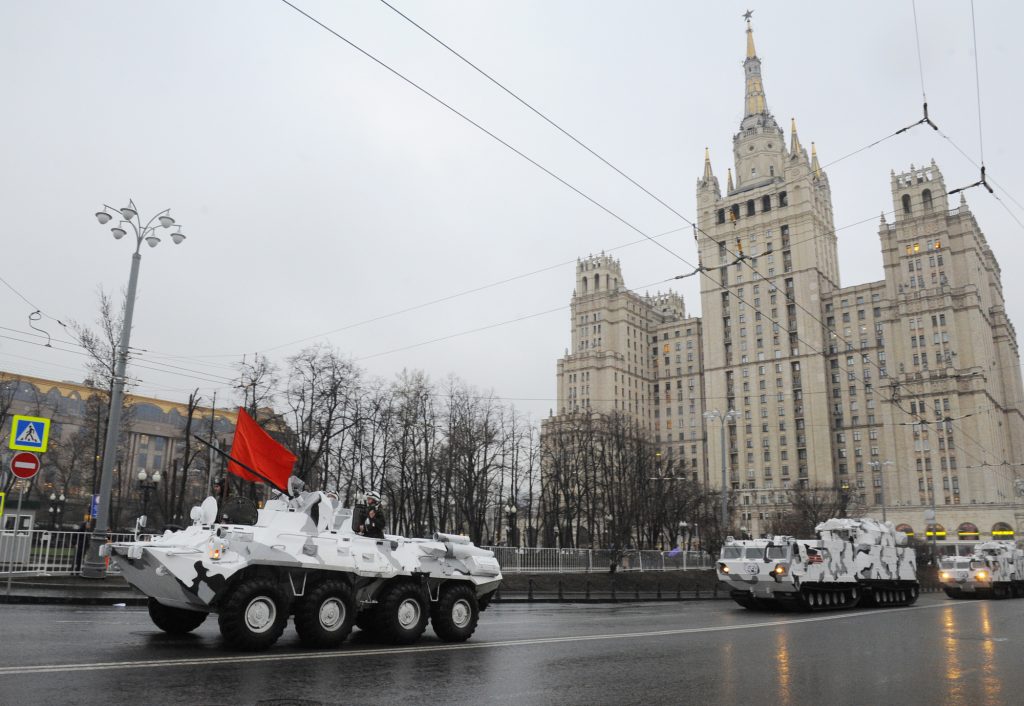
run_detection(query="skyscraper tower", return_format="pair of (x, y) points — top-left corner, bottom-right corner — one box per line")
(696, 15), (840, 512)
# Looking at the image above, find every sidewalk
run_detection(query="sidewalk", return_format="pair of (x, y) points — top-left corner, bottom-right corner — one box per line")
(0, 575), (148, 606)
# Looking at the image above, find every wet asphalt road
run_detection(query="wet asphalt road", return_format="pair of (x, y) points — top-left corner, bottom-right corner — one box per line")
(1, 595), (1021, 705)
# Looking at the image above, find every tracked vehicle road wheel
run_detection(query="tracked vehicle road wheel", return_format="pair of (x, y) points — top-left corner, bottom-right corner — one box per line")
(295, 579), (355, 648)
(218, 577), (288, 651)
(431, 583), (480, 642)
(148, 598), (208, 634)
(376, 581), (428, 645)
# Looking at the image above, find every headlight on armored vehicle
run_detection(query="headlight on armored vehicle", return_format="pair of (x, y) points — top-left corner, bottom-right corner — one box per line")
(940, 571), (950, 580)
(208, 542), (224, 560)
(976, 570), (988, 580)
(719, 562), (730, 574)
(773, 564), (787, 576)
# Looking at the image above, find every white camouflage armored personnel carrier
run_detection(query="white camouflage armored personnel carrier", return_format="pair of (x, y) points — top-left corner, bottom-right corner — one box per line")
(939, 540), (1024, 599)
(102, 484), (502, 651)
(716, 518), (918, 611)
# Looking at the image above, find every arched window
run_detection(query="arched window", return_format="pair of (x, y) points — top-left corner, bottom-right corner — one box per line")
(762, 195), (772, 212)
(922, 189), (933, 210)
(926, 523), (946, 539)
(717, 208), (726, 224)
(594, 273), (600, 290)
(992, 522), (1014, 539)
(778, 191), (788, 207)
(730, 204), (740, 221)
(902, 194), (912, 214)
(957, 522), (979, 540)
(582, 276), (588, 293)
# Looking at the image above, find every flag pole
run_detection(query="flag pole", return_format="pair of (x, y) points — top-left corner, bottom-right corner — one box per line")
(191, 434), (293, 497)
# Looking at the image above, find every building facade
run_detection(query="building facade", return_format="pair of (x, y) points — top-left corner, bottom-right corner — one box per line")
(545, 18), (1024, 542)
(1, 371), (236, 529)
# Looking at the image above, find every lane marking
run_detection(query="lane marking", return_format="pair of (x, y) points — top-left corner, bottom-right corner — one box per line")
(0, 601), (980, 676)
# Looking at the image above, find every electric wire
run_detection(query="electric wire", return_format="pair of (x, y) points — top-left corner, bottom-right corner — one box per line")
(355, 0), (963, 425)
(275, 0), (918, 421)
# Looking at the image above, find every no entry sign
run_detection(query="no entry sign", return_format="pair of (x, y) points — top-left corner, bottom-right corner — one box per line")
(10, 451), (40, 480)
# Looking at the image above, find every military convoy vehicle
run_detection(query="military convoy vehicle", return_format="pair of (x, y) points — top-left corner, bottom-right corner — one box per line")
(938, 540), (1024, 599)
(716, 518), (919, 611)
(102, 485), (502, 651)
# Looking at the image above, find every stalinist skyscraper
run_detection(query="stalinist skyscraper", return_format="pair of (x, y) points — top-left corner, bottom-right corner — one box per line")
(544, 15), (1024, 542)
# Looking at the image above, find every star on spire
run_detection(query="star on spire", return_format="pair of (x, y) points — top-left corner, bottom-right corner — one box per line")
(742, 9), (753, 21)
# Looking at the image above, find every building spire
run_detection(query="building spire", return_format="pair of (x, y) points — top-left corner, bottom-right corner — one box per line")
(811, 142), (822, 178)
(790, 118), (802, 155)
(742, 11), (768, 119)
(703, 147), (714, 181)
(744, 10), (757, 59)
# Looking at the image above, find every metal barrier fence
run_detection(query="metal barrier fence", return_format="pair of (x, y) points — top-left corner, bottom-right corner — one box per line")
(0, 530), (146, 577)
(0, 530), (711, 577)
(485, 546), (711, 573)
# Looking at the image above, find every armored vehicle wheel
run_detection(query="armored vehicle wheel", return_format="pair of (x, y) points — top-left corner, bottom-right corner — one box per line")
(218, 577), (288, 651)
(376, 581), (428, 645)
(148, 598), (208, 634)
(295, 579), (356, 648)
(431, 583), (480, 642)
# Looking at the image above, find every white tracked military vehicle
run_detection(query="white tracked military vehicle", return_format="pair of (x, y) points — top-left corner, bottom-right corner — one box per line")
(939, 540), (1024, 599)
(716, 518), (919, 611)
(102, 483), (502, 651)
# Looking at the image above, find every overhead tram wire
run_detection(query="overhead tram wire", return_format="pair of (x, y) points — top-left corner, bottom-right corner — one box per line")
(365, 0), (954, 412)
(909, 0), (1024, 228)
(256, 224), (691, 355)
(378, 0), (921, 248)
(278, 0), (691, 269)
(353, 274), (689, 362)
(280, 0), (887, 390)
(277, 0), (930, 408)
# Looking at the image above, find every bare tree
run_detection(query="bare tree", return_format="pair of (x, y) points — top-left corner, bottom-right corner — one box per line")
(766, 484), (858, 538)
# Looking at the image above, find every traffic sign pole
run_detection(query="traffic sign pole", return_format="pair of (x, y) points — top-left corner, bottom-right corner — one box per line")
(5, 481), (25, 598)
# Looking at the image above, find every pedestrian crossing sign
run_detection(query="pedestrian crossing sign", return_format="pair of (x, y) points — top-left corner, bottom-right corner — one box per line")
(9, 415), (50, 453)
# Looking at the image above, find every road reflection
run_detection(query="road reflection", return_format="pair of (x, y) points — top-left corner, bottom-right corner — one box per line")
(978, 602), (1001, 704)
(941, 604), (964, 702)
(774, 629), (792, 705)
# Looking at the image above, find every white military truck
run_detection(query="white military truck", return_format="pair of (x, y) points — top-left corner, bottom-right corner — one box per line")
(716, 518), (919, 610)
(939, 540), (1024, 599)
(102, 484), (502, 651)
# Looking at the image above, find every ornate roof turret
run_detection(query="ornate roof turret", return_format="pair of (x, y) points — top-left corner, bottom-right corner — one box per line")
(790, 118), (805, 161)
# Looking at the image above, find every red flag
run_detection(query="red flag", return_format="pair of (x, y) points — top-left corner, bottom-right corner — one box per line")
(227, 409), (296, 493)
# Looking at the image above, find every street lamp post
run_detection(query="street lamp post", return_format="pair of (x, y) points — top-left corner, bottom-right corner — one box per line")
(48, 492), (66, 529)
(869, 460), (894, 522)
(704, 409), (737, 532)
(505, 501), (518, 547)
(678, 521), (689, 551)
(136, 469), (161, 523)
(82, 200), (186, 579)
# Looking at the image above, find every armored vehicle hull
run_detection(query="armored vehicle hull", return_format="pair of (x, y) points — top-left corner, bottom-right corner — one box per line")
(939, 541), (1024, 599)
(716, 518), (919, 611)
(104, 490), (502, 650)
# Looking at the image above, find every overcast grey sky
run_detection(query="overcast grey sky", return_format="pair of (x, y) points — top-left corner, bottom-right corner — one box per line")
(2, 1), (1022, 423)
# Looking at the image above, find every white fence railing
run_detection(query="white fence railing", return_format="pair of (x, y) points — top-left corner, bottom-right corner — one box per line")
(484, 547), (711, 573)
(0, 530), (145, 577)
(0, 530), (712, 577)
